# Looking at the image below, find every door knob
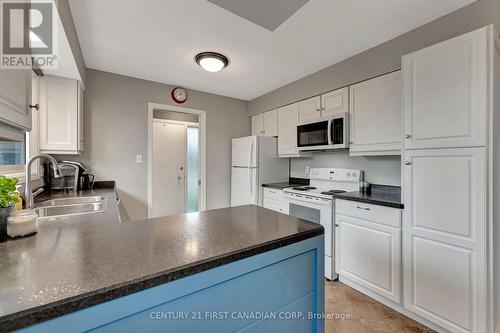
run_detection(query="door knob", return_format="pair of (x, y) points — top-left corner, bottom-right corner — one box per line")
(405, 161), (412, 166)
(405, 134), (411, 139)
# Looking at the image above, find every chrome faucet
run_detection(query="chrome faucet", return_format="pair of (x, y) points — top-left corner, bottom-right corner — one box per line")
(25, 154), (62, 208)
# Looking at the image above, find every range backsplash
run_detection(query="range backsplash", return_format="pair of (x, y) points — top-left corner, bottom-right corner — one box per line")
(290, 150), (401, 186)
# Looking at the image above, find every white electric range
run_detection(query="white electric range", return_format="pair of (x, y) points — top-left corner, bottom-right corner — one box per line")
(282, 168), (363, 280)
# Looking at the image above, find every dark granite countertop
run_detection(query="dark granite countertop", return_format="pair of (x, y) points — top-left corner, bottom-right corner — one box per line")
(262, 178), (309, 190)
(0, 190), (323, 331)
(332, 185), (404, 209)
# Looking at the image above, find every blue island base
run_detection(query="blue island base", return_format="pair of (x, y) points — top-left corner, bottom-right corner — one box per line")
(18, 235), (325, 333)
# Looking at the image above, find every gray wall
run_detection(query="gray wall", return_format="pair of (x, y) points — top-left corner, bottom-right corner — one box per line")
(59, 69), (249, 221)
(290, 152), (401, 186)
(248, 0), (500, 114)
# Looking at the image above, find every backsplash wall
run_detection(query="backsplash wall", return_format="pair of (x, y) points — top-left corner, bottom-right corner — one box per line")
(290, 151), (401, 186)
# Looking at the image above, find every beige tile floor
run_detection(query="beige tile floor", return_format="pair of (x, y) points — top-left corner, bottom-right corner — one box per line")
(325, 280), (435, 333)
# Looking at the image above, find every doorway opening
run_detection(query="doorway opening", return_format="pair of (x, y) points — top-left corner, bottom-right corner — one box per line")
(148, 103), (207, 218)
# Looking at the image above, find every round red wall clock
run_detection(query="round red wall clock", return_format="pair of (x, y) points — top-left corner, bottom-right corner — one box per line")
(171, 87), (187, 104)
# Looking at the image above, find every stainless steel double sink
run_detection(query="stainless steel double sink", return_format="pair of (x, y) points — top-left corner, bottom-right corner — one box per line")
(35, 195), (107, 218)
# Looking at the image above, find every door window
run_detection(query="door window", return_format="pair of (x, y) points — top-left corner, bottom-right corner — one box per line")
(186, 126), (199, 213)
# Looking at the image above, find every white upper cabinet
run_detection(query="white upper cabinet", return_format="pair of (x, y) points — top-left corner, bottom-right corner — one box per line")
(403, 27), (489, 149)
(39, 75), (84, 154)
(263, 109), (278, 137)
(251, 109), (278, 137)
(321, 87), (348, 118)
(403, 147), (487, 333)
(0, 68), (32, 136)
(251, 113), (264, 136)
(349, 71), (402, 156)
(298, 96), (321, 123)
(278, 103), (299, 157)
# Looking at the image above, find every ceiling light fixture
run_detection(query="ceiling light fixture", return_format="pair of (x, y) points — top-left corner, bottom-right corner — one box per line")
(195, 52), (229, 72)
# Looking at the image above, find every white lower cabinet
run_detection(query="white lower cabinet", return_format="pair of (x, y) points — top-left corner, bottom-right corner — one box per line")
(403, 148), (486, 333)
(262, 187), (283, 213)
(335, 200), (402, 303)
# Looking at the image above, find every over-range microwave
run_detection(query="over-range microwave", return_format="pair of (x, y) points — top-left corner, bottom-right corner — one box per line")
(297, 113), (349, 150)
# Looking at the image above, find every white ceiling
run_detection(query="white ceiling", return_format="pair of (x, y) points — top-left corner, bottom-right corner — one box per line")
(68, 0), (475, 100)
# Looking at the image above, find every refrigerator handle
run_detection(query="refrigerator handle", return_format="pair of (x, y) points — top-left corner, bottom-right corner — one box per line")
(248, 138), (254, 167)
(249, 139), (254, 197)
(249, 169), (253, 196)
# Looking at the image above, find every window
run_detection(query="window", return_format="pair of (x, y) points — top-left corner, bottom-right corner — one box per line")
(0, 72), (40, 179)
(0, 110), (39, 179)
(0, 137), (26, 166)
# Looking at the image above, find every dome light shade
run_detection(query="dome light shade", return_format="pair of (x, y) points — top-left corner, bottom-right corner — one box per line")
(195, 52), (229, 72)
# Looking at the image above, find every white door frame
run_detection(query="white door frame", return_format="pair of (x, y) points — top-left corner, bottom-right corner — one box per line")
(147, 102), (207, 218)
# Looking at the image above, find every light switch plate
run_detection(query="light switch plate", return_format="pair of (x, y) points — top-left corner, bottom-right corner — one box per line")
(136, 154), (143, 164)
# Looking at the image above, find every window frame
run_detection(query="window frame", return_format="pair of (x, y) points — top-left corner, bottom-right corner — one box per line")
(0, 72), (40, 182)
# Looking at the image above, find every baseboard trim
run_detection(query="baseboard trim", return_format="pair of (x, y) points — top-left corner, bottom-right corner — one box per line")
(339, 276), (449, 333)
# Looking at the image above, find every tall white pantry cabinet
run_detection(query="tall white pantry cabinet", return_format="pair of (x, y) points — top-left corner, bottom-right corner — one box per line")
(402, 25), (500, 333)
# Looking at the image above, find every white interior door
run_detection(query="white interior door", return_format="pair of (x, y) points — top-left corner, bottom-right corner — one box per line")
(152, 121), (186, 217)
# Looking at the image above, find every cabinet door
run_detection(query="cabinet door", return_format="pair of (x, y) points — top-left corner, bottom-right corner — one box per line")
(39, 75), (79, 153)
(403, 26), (490, 149)
(403, 148), (486, 333)
(263, 109), (278, 137)
(298, 96), (321, 123)
(262, 197), (283, 213)
(77, 81), (84, 151)
(336, 214), (401, 303)
(321, 87), (348, 118)
(251, 114), (264, 136)
(349, 71), (402, 155)
(0, 68), (31, 132)
(278, 103), (299, 156)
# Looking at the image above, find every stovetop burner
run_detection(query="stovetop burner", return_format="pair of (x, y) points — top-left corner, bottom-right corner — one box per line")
(291, 186), (317, 191)
(320, 190), (346, 195)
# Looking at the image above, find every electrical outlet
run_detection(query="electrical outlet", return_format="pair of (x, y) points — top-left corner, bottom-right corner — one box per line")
(304, 166), (310, 175)
(136, 154), (143, 164)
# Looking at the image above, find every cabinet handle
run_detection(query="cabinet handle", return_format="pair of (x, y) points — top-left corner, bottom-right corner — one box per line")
(335, 224), (339, 227)
(29, 104), (39, 110)
(321, 107), (325, 111)
(356, 206), (370, 211)
(349, 141), (354, 145)
(316, 108), (320, 112)
(405, 161), (412, 166)
(405, 134), (411, 139)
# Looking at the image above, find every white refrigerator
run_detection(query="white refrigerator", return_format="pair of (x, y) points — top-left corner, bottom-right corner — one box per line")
(231, 136), (289, 207)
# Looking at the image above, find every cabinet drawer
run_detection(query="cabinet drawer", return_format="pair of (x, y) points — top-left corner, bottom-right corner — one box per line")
(336, 199), (401, 228)
(263, 187), (283, 201)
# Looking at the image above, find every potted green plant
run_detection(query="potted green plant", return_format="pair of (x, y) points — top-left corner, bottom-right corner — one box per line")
(0, 176), (19, 242)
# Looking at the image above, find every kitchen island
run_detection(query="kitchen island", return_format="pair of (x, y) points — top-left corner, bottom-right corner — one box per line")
(0, 189), (324, 333)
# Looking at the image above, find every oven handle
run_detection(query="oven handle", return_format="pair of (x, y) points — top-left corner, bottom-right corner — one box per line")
(327, 120), (333, 146)
(284, 193), (331, 206)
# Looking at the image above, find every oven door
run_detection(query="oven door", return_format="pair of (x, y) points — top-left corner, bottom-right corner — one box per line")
(283, 192), (333, 256)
